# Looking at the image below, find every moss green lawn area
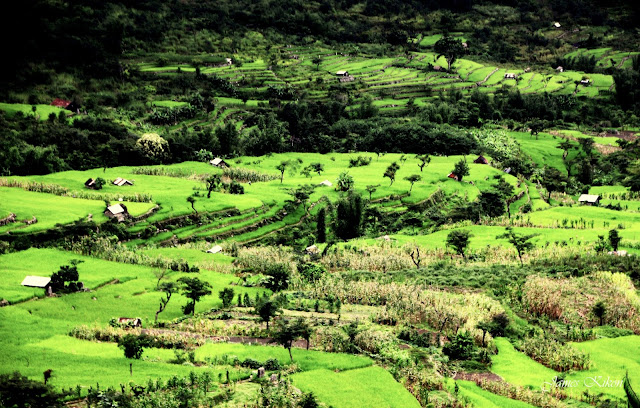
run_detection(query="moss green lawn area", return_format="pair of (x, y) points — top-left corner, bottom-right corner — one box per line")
(492, 337), (640, 399)
(291, 366), (420, 408)
(456, 380), (535, 408)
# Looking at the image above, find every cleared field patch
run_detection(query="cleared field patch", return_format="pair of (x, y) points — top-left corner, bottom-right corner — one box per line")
(493, 336), (639, 399)
(0, 187), (154, 234)
(457, 380), (535, 408)
(292, 366), (420, 408)
(0, 248), (152, 303)
(0, 103), (68, 120)
(196, 343), (372, 372)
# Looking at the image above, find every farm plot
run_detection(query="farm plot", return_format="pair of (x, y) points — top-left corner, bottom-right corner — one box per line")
(492, 337), (640, 399)
(292, 366), (421, 408)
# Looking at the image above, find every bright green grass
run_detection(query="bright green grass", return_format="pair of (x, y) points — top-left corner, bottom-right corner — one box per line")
(151, 100), (188, 108)
(196, 343), (372, 372)
(456, 380), (535, 408)
(0, 187), (154, 234)
(493, 337), (639, 399)
(507, 131), (569, 171)
(556, 129), (620, 146)
(292, 366), (420, 408)
(0, 103), (68, 120)
(6, 163), (267, 223)
(526, 206), (640, 236)
(0, 248), (152, 303)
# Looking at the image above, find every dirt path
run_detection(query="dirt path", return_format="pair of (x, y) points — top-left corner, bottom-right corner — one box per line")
(453, 372), (503, 382)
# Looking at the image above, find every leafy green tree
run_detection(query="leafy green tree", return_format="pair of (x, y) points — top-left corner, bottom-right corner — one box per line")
(219, 288), (235, 309)
(206, 174), (222, 198)
(186, 196), (197, 214)
(276, 160), (290, 184)
(272, 319), (300, 362)
(404, 174), (422, 193)
(316, 207), (326, 243)
(118, 334), (145, 376)
(256, 299), (279, 330)
(336, 171), (354, 191)
(443, 332), (474, 360)
(476, 321), (492, 347)
(434, 35), (465, 72)
(177, 277), (212, 315)
(528, 120), (545, 140)
(0, 371), (65, 408)
(540, 166), (567, 201)
(299, 392), (320, 408)
(557, 140), (574, 160)
(416, 154), (431, 172)
(311, 56), (322, 71)
(294, 317), (314, 350)
(93, 177), (106, 190)
(215, 122), (238, 156)
(478, 191), (506, 218)
(608, 229), (622, 252)
(383, 162), (400, 186)
(136, 133), (169, 163)
(365, 184), (380, 200)
(446, 230), (472, 259)
(333, 191), (365, 240)
(452, 159), (469, 181)
(49, 260), (83, 294)
(264, 264), (290, 291)
(155, 282), (178, 323)
(593, 301), (606, 326)
(497, 227), (538, 266)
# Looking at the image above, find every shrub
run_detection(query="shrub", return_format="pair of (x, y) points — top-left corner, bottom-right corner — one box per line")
(443, 332), (475, 360)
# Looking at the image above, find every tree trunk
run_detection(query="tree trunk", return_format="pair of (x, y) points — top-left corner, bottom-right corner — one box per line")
(130, 363), (133, 376)
(306, 338), (310, 350)
(288, 347), (293, 362)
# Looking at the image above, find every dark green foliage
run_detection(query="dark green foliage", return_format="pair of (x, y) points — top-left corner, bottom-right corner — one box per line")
(446, 230), (472, 258)
(478, 191), (505, 218)
(177, 277), (212, 315)
(541, 166), (568, 200)
(452, 159), (469, 181)
(434, 35), (465, 72)
(118, 334), (145, 360)
(219, 288), (235, 308)
(383, 162), (400, 186)
(316, 208), (326, 243)
(608, 229), (621, 252)
(0, 372), (65, 408)
(443, 332), (475, 360)
(272, 319), (302, 361)
(298, 263), (325, 283)
(333, 191), (365, 240)
(497, 227), (538, 266)
(263, 264), (290, 292)
(404, 174), (421, 193)
(624, 372), (640, 408)
(336, 172), (354, 191)
(348, 156), (372, 168)
(298, 392), (320, 408)
(49, 260), (83, 294)
(593, 301), (606, 326)
(256, 299), (279, 330)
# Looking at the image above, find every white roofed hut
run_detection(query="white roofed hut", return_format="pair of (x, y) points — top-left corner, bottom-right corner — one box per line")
(104, 204), (129, 222)
(578, 194), (600, 206)
(319, 180), (333, 187)
(305, 245), (319, 255)
(207, 245), (223, 254)
(22, 276), (53, 296)
(210, 158), (230, 168)
(113, 177), (133, 186)
(504, 73), (517, 79)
